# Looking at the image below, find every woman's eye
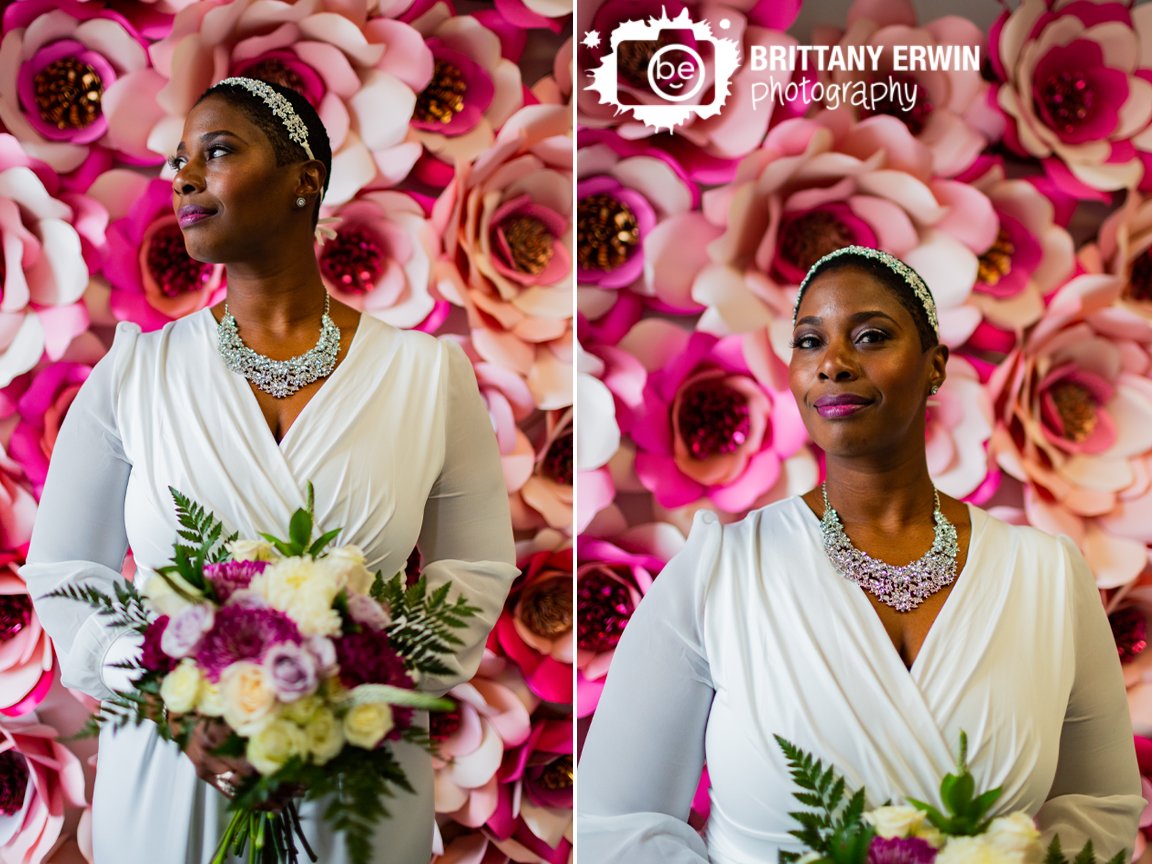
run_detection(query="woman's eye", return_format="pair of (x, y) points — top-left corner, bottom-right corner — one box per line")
(166, 154), (186, 171)
(857, 329), (888, 344)
(791, 334), (820, 350)
(206, 145), (229, 159)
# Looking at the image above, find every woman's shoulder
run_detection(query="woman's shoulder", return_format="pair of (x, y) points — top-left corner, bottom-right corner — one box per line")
(683, 496), (814, 550)
(352, 314), (458, 363)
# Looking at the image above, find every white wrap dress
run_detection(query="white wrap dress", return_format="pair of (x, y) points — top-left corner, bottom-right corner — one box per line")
(22, 310), (519, 863)
(577, 498), (1145, 862)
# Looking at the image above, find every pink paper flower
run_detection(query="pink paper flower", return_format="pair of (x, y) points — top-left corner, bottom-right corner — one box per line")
(624, 323), (808, 513)
(492, 548), (571, 706)
(1110, 573), (1152, 733)
(814, 0), (1001, 177)
(577, 0), (803, 173)
(410, 11), (524, 172)
(926, 355), (997, 503)
(0, 447), (37, 552)
(433, 104), (573, 411)
(0, 721), (87, 864)
(494, 0), (570, 33)
(0, 134), (94, 386)
(432, 652), (536, 829)
(0, 0), (152, 174)
(988, 274), (1152, 587)
(510, 409), (572, 534)
(0, 555), (55, 717)
(104, 0), (434, 199)
(91, 172), (224, 331)
(695, 114), (996, 345)
(319, 190), (442, 331)
(1083, 190), (1152, 321)
(5, 359), (93, 497)
(990, 0), (1152, 198)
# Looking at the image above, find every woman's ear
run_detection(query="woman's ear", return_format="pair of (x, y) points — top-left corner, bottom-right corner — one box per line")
(930, 343), (949, 391)
(295, 161), (325, 198)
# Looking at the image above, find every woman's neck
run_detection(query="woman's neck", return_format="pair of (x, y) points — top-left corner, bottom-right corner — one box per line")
(219, 260), (327, 336)
(819, 462), (938, 530)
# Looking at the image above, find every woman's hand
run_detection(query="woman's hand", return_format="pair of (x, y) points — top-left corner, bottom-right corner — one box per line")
(173, 717), (251, 798)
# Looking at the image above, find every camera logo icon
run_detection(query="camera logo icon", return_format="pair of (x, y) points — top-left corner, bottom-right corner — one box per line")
(585, 8), (741, 132)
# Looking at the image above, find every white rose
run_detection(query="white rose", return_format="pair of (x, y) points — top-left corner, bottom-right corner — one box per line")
(219, 661), (277, 735)
(305, 708), (345, 764)
(343, 702), (394, 749)
(246, 718), (307, 776)
(160, 660), (203, 714)
(986, 813), (1043, 860)
(142, 570), (202, 617)
(936, 835), (1022, 864)
(197, 680), (225, 717)
(281, 695), (322, 725)
(326, 546), (375, 595)
(229, 539), (279, 562)
(284, 585), (342, 637)
(865, 805), (930, 839)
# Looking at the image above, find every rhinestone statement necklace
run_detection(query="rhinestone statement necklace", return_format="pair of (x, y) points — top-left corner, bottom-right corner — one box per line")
(819, 483), (959, 613)
(217, 294), (340, 399)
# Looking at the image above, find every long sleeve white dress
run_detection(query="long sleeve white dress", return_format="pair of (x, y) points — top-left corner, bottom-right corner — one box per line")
(577, 499), (1145, 863)
(21, 309), (519, 864)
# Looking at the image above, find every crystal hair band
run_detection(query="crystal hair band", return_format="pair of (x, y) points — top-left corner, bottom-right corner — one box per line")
(216, 76), (315, 161)
(793, 245), (940, 335)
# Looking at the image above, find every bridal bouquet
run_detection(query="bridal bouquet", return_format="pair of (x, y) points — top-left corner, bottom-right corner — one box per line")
(775, 734), (1127, 864)
(49, 484), (477, 864)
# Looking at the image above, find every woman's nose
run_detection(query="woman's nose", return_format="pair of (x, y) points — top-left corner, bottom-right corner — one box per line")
(172, 164), (203, 196)
(817, 341), (858, 381)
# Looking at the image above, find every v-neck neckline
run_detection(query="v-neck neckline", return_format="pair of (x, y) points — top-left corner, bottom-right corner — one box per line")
(796, 496), (985, 680)
(202, 307), (367, 452)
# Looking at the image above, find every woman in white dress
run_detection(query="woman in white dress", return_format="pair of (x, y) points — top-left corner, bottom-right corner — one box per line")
(22, 78), (518, 863)
(577, 246), (1145, 862)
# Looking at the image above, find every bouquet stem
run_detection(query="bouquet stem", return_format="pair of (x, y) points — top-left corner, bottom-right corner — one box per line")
(212, 803), (317, 864)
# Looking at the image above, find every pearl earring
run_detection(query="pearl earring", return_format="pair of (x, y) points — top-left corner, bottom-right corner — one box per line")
(295, 196), (306, 208)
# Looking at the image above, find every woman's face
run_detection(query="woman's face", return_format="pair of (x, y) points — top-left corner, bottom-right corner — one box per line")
(170, 95), (297, 264)
(788, 265), (946, 462)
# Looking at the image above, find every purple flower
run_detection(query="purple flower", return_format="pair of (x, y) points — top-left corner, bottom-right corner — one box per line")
(204, 559), (267, 604)
(346, 593), (391, 631)
(868, 836), (938, 864)
(160, 603), (214, 658)
(196, 605), (301, 682)
(263, 642), (319, 702)
(307, 636), (338, 676)
(140, 615), (175, 675)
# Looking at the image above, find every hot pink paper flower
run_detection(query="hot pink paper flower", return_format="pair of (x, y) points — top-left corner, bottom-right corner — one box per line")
(0, 721), (87, 864)
(0, 0), (152, 174)
(103, 0), (434, 199)
(1110, 572), (1152, 734)
(577, 0), (803, 173)
(493, 548), (571, 706)
(90, 172), (224, 331)
(0, 554), (54, 717)
(410, 11), (524, 171)
(813, 0), (1001, 177)
(5, 359), (92, 497)
(0, 134), (94, 387)
(432, 652), (536, 829)
(990, 0), (1152, 198)
(988, 274), (1152, 587)
(695, 114), (996, 345)
(433, 104), (572, 411)
(623, 322), (808, 513)
(1083, 190), (1152, 321)
(510, 409), (572, 534)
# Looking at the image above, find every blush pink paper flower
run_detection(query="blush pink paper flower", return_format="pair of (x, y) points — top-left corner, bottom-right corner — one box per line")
(0, 554), (55, 717)
(103, 0), (433, 199)
(0, 446), (37, 552)
(0, 721), (87, 864)
(0, 0), (152, 174)
(989, 0), (1152, 198)
(5, 359), (93, 497)
(623, 322), (808, 513)
(432, 104), (572, 411)
(91, 172), (224, 331)
(510, 409), (572, 534)
(988, 274), (1152, 587)
(319, 190), (442, 332)
(696, 114), (996, 344)
(494, 0), (569, 33)
(813, 0), (1001, 177)
(0, 134), (94, 387)
(926, 355), (997, 504)
(432, 652), (536, 830)
(1083, 190), (1152, 321)
(492, 548), (571, 706)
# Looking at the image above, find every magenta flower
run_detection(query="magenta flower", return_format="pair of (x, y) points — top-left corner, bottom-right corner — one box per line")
(494, 0), (569, 32)
(990, 0), (1152, 198)
(626, 326), (809, 513)
(140, 615), (176, 675)
(204, 559), (267, 605)
(93, 173), (224, 331)
(868, 836), (938, 864)
(0, 722), (86, 864)
(195, 605), (301, 681)
(335, 629), (414, 737)
(0, 0), (152, 174)
(0, 554), (55, 717)
(494, 548), (572, 705)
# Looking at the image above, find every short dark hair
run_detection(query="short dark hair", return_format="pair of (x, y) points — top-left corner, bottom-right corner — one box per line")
(195, 79), (332, 227)
(798, 252), (939, 351)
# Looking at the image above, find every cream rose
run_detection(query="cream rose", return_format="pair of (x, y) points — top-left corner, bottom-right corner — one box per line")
(229, 539), (279, 562)
(306, 708), (345, 765)
(219, 661), (277, 735)
(326, 546), (375, 595)
(142, 570), (202, 617)
(281, 695), (322, 725)
(343, 702), (394, 750)
(160, 660), (203, 713)
(197, 680), (225, 717)
(866, 805), (930, 839)
(246, 718), (307, 776)
(936, 835), (1022, 864)
(252, 558), (343, 636)
(986, 813), (1043, 859)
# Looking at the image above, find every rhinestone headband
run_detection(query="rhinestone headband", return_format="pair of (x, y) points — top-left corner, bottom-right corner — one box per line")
(216, 76), (314, 160)
(792, 245), (939, 335)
